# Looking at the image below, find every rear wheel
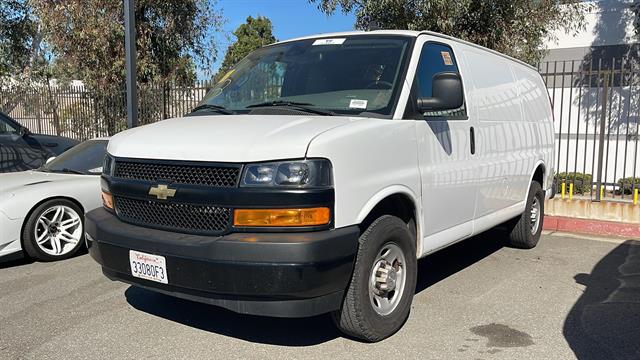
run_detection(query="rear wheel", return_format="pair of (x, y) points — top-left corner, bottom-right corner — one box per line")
(22, 199), (84, 261)
(332, 215), (417, 342)
(506, 181), (544, 249)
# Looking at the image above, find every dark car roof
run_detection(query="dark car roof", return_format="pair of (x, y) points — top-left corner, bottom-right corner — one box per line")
(0, 111), (78, 143)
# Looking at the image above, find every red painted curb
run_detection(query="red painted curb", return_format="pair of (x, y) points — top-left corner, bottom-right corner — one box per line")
(543, 216), (640, 239)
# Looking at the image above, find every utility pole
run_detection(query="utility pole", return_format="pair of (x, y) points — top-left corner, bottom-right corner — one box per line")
(124, 0), (138, 128)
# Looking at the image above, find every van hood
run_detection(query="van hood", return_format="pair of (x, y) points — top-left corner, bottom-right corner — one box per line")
(107, 115), (359, 162)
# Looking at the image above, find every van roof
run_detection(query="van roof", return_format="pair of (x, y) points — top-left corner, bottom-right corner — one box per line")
(273, 30), (537, 71)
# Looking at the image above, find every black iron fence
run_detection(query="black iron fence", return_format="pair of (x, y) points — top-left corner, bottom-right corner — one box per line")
(2, 62), (640, 203)
(540, 57), (640, 203)
(0, 80), (214, 141)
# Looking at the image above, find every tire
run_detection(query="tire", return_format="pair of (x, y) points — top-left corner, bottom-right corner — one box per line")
(332, 215), (417, 342)
(22, 199), (85, 261)
(507, 181), (544, 249)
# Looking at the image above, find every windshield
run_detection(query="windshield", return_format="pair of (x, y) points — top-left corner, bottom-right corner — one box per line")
(40, 140), (108, 175)
(197, 36), (412, 117)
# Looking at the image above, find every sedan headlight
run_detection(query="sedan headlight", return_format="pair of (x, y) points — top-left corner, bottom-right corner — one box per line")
(241, 159), (332, 188)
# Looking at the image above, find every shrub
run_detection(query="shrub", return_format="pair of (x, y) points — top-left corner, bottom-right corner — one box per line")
(617, 177), (640, 195)
(554, 172), (593, 194)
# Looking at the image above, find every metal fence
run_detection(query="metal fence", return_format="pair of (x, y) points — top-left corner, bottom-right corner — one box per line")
(2, 62), (640, 203)
(0, 80), (214, 141)
(540, 57), (640, 202)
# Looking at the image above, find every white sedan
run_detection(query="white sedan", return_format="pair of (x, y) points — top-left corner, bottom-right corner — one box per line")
(0, 138), (108, 261)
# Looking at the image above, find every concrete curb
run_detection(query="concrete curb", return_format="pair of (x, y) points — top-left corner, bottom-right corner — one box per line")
(543, 215), (640, 239)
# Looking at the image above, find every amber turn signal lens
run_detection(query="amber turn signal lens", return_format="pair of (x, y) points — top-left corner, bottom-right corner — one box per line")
(101, 191), (114, 210)
(234, 207), (330, 227)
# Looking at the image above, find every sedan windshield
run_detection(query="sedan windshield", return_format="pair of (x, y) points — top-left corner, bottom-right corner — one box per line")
(196, 36), (412, 117)
(40, 140), (108, 175)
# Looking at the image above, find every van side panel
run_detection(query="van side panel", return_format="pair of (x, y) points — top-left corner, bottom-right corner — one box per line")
(460, 47), (525, 219)
(510, 64), (555, 193)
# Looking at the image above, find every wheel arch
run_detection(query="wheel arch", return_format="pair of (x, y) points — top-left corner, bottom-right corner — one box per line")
(530, 161), (546, 189)
(356, 186), (421, 255)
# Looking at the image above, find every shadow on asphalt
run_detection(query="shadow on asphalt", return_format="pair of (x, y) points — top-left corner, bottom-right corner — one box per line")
(0, 247), (88, 269)
(124, 286), (341, 346)
(0, 252), (34, 269)
(563, 239), (640, 360)
(415, 228), (507, 293)
(124, 228), (509, 345)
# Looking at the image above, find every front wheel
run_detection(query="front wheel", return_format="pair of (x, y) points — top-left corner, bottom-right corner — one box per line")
(22, 199), (85, 261)
(332, 215), (417, 342)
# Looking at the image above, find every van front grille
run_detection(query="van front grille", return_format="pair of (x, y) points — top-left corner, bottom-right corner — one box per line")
(114, 161), (240, 188)
(114, 196), (231, 235)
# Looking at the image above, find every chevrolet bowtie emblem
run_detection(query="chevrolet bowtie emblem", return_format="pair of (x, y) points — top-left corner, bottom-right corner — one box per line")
(149, 184), (176, 200)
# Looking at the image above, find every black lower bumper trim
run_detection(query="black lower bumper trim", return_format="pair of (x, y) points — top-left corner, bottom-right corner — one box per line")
(103, 268), (344, 318)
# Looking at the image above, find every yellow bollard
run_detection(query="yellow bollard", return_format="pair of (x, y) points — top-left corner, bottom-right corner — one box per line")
(600, 186), (604, 199)
(569, 183), (573, 200)
(561, 182), (566, 200)
(635, 188), (638, 205)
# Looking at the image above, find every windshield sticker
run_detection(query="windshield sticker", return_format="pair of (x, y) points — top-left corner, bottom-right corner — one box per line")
(441, 51), (453, 66)
(218, 69), (236, 83)
(312, 38), (346, 46)
(349, 99), (368, 109)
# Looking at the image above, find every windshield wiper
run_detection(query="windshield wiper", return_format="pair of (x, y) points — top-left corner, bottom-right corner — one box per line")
(190, 104), (235, 115)
(246, 101), (336, 116)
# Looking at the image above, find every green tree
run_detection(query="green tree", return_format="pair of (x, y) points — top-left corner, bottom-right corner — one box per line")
(28, 0), (224, 133)
(214, 16), (276, 81)
(310, 0), (587, 64)
(0, 0), (39, 78)
(33, 0), (223, 89)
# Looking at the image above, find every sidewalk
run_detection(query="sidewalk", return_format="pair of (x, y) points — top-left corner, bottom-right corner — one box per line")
(544, 198), (640, 238)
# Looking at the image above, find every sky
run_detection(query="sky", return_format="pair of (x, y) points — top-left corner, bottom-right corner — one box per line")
(203, 0), (356, 78)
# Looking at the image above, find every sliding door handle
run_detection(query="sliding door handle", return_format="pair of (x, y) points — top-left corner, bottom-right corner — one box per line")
(470, 126), (476, 155)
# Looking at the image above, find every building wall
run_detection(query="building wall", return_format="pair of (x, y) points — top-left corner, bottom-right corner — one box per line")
(544, 0), (638, 62)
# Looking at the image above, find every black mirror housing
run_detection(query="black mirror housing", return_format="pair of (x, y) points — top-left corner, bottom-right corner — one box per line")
(19, 126), (31, 137)
(417, 72), (464, 113)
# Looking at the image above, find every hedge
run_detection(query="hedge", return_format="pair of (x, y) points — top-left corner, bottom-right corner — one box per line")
(554, 172), (593, 194)
(617, 177), (640, 195)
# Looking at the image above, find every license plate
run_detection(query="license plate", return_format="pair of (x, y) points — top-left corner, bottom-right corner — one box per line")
(129, 250), (168, 284)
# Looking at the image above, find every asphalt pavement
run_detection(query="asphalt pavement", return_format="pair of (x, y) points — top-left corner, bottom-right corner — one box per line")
(1, 230), (638, 360)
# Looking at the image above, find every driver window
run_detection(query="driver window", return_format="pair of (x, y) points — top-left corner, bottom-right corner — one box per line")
(415, 42), (466, 118)
(0, 115), (18, 134)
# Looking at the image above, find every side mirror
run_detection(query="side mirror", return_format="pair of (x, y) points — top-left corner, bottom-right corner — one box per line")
(19, 126), (31, 137)
(46, 157), (56, 164)
(417, 72), (464, 113)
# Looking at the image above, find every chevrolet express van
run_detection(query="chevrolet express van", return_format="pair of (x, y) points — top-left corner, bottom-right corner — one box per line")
(87, 30), (554, 341)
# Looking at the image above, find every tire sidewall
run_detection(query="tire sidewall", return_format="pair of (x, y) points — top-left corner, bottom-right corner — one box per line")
(351, 216), (417, 340)
(527, 182), (544, 241)
(22, 199), (84, 261)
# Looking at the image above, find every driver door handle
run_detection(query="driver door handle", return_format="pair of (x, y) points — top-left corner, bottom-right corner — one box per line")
(470, 126), (476, 155)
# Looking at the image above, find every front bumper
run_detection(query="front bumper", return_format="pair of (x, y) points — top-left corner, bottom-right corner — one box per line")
(0, 209), (23, 258)
(86, 208), (359, 317)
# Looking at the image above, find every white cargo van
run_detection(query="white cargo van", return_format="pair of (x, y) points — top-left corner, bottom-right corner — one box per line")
(87, 30), (554, 341)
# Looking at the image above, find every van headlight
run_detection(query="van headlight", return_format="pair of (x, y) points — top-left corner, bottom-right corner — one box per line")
(241, 159), (333, 188)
